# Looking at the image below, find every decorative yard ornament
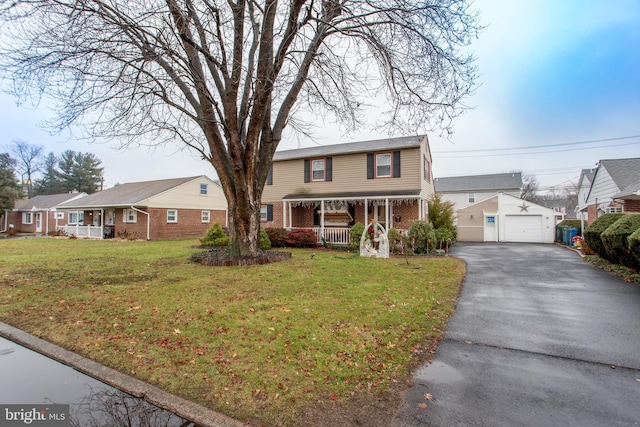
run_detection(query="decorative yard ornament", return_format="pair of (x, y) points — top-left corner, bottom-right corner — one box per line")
(360, 221), (389, 258)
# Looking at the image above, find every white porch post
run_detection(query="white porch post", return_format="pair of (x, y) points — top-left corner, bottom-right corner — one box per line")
(320, 200), (325, 241)
(101, 209), (104, 239)
(419, 199), (423, 220)
(364, 198), (368, 225)
(282, 201), (287, 228)
(288, 203), (293, 228)
(385, 198), (389, 231)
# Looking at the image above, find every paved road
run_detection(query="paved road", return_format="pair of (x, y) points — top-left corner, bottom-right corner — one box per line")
(393, 243), (640, 427)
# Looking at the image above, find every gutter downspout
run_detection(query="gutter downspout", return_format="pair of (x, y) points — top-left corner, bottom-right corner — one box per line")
(130, 206), (150, 240)
(1, 210), (7, 233)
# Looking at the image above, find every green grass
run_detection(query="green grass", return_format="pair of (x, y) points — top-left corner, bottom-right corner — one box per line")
(583, 255), (640, 284)
(0, 238), (464, 425)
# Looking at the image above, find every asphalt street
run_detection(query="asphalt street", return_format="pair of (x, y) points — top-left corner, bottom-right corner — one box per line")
(393, 243), (640, 427)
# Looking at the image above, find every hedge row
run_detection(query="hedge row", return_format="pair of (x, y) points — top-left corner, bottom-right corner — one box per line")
(584, 213), (640, 269)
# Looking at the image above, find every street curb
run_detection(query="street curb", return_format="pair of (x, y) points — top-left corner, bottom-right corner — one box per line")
(0, 322), (245, 427)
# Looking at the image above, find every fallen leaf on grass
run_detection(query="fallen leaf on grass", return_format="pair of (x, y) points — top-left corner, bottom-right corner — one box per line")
(173, 328), (182, 335)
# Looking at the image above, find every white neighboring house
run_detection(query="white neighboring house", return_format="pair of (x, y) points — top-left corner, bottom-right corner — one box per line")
(456, 193), (556, 243)
(575, 168), (596, 223)
(434, 172), (523, 218)
(583, 157), (640, 223)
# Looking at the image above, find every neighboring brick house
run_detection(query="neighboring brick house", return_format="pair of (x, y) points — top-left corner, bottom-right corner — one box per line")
(260, 135), (435, 244)
(583, 157), (640, 224)
(56, 176), (227, 240)
(433, 172), (523, 218)
(8, 193), (88, 234)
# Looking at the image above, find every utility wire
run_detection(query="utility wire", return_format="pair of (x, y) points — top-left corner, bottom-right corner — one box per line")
(435, 141), (640, 158)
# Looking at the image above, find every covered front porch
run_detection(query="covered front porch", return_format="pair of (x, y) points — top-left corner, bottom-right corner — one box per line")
(281, 190), (425, 245)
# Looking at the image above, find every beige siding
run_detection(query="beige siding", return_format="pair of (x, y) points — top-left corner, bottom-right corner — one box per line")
(262, 147), (423, 201)
(420, 137), (436, 199)
(145, 177), (227, 210)
(456, 197), (498, 242)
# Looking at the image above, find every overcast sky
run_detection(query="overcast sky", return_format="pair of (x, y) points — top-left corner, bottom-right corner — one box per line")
(1, 0), (639, 192)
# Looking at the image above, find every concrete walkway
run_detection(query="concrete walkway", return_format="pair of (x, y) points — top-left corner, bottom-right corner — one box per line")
(393, 243), (640, 426)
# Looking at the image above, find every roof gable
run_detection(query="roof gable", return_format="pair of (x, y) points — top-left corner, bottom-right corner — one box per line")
(600, 158), (640, 191)
(58, 176), (211, 208)
(273, 135), (426, 161)
(434, 172), (522, 193)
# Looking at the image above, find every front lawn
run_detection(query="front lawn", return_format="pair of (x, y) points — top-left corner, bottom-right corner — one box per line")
(0, 238), (464, 426)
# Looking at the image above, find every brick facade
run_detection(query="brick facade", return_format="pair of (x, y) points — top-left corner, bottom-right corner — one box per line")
(624, 199), (640, 213)
(8, 210), (71, 234)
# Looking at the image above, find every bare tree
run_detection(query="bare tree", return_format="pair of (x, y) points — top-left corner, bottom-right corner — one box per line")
(7, 139), (43, 198)
(520, 172), (539, 203)
(0, 0), (480, 256)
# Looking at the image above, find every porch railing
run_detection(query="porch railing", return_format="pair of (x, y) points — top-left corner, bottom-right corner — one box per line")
(58, 225), (103, 239)
(311, 227), (351, 245)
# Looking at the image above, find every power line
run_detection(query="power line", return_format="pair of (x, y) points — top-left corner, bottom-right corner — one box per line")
(435, 141), (640, 158)
(433, 133), (640, 154)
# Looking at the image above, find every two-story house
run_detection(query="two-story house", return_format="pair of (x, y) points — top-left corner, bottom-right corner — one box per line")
(260, 135), (435, 244)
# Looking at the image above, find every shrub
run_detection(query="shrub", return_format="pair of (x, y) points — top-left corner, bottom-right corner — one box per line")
(200, 222), (230, 247)
(388, 228), (409, 254)
(285, 228), (317, 248)
(434, 227), (456, 248)
(265, 228), (288, 248)
(428, 193), (456, 230)
(583, 213), (626, 261)
(407, 220), (436, 254)
(259, 227), (272, 250)
(348, 222), (365, 250)
(628, 227), (640, 269)
(600, 213), (640, 269)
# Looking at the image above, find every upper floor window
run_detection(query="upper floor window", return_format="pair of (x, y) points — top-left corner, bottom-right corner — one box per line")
(312, 159), (325, 181)
(468, 193), (475, 203)
(376, 153), (392, 178)
(304, 157), (332, 183)
(200, 183), (208, 196)
(167, 209), (178, 223)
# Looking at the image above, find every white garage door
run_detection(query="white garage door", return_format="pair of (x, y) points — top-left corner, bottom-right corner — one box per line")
(504, 215), (543, 242)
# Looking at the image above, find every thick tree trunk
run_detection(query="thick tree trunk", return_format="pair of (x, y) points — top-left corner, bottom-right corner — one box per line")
(226, 193), (262, 257)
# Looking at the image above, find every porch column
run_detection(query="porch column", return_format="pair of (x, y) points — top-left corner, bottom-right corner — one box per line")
(418, 199), (423, 220)
(101, 209), (104, 239)
(288, 203), (293, 228)
(385, 198), (389, 231)
(282, 201), (287, 228)
(320, 200), (325, 240)
(364, 198), (368, 225)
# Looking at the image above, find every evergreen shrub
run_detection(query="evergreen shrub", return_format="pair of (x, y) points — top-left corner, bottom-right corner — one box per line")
(583, 213), (626, 261)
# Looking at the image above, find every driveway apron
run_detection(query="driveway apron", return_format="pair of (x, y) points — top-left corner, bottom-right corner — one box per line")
(393, 243), (640, 426)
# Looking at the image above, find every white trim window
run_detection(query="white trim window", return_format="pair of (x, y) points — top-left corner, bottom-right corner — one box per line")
(22, 212), (33, 224)
(200, 183), (208, 196)
(167, 209), (178, 223)
(68, 212), (84, 224)
(468, 192), (475, 203)
(260, 205), (268, 221)
(124, 209), (137, 223)
(201, 210), (211, 223)
(311, 158), (325, 181)
(375, 153), (392, 178)
(55, 212), (65, 220)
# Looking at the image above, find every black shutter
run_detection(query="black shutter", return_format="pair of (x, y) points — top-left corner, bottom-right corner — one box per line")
(267, 204), (273, 221)
(367, 153), (374, 179)
(393, 151), (401, 178)
(304, 159), (310, 183)
(326, 157), (332, 182)
(267, 164), (273, 185)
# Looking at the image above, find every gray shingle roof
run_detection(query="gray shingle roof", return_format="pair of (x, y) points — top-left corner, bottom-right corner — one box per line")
(58, 176), (203, 208)
(434, 172), (522, 192)
(273, 135), (426, 161)
(13, 193), (87, 211)
(600, 157), (640, 192)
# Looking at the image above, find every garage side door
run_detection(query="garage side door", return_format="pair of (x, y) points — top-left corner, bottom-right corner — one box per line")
(504, 215), (543, 242)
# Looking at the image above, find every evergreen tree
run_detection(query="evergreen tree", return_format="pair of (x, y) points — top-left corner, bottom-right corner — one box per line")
(0, 153), (20, 212)
(58, 150), (104, 194)
(33, 152), (65, 195)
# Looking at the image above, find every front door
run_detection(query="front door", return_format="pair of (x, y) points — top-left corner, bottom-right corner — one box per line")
(35, 212), (42, 233)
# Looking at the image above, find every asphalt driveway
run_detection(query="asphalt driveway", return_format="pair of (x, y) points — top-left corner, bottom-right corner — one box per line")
(393, 243), (640, 426)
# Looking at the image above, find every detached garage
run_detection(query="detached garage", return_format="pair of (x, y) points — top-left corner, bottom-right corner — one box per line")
(457, 193), (556, 243)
